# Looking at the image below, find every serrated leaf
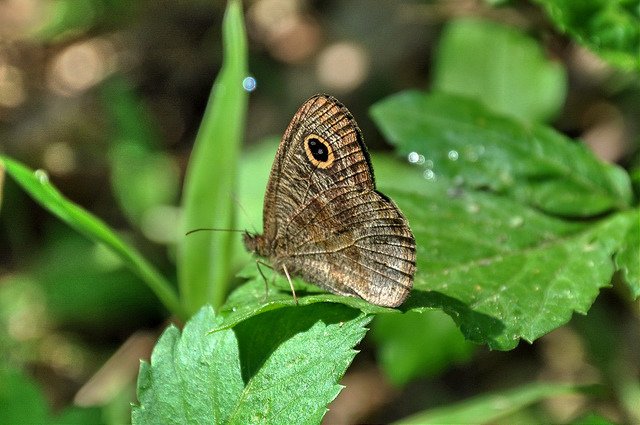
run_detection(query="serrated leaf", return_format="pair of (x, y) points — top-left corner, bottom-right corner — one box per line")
(370, 91), (632, 217)
(0, 155), (183, 318)
(394, 188), (633, 350)
(433, 19), (566, 122)
(614, 209), (639, 298)
(532, 0), (640, 72)
(133, 305), (371, 424)
(394, 382), (600, 425)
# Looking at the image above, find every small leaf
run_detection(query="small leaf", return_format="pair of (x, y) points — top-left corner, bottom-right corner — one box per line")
(132, 305), (371, 424)
(395, 382), (600, 425)
(433, 19), (567, 122)
(0, 155), (184, 318)
(371, 91), (632, 217)
(533, 0), (640, 72)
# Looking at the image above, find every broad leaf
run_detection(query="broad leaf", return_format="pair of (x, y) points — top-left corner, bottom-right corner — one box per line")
(370, 91), (632, 217)
(395, 188), (634, 350)
(433, 19), (566, 122)
(133, 305), (370, 424)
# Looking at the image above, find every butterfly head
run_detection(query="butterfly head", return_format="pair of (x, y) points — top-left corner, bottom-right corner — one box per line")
(243, 232), (269, 257)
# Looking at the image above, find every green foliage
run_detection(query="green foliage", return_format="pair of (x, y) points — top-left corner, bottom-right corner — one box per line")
(132, 305), (370, 424)
(533, 0), (640, 71)
(1, 0), (637, 423)
(433, 19), (567, 122)
(178, 0), (248, 314)
(370, 91), (632, 217)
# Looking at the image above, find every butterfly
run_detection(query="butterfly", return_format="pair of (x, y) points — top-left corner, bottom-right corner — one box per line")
(244, 95), (415, 307)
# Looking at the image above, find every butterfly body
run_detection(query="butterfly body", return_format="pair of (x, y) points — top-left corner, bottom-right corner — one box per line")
(244, 95), (415, 308)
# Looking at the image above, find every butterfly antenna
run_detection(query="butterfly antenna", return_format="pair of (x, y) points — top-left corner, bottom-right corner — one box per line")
(185, 228), (246, 236)
(230, 192), (259, 234)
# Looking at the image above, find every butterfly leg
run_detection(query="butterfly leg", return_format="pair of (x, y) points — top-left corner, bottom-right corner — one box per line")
(282, 264), (299, 305)
(256, 260), (272, 302)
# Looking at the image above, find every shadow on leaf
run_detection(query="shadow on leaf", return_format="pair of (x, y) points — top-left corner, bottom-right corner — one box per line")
(233, 303), (361, 384)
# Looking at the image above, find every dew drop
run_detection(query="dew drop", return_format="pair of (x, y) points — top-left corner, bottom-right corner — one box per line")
(448, 150), (459, 161)
(424, 159), (434, 169)
(423, 169), (435, 180)
(242, 76), (257, 92)
(408, 151), (420, 163)
(34, 169), (49, 184)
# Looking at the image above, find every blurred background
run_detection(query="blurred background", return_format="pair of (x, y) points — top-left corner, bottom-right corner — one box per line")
(0, 0), (638, 423)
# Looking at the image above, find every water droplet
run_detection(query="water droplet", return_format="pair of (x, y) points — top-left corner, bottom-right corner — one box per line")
(448, 150), (459, 161)
(34, 169), (49, 184)
(508, 216), (524, 228)
(423, 169), (435, 180)
(242, 76), (257, 92)
(424, 159), (434, 169)
(408, 151), (419, 163)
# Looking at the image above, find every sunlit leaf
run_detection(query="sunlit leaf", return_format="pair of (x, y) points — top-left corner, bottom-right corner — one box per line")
(132, 305), (370, 424)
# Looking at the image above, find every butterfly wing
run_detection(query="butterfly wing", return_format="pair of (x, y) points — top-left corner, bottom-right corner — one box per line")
(260, 95), (375, 243)
(282, 185), (415, 307)
(261, 95), (415, 307)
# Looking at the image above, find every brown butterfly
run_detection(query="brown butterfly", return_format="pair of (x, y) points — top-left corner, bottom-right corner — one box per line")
(244, 95), (415, 307)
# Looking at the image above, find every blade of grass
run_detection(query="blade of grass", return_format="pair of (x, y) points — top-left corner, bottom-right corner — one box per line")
(394, 382), (601, 425)
(178, 0), (248, 315)
(0, 155), (185, 319)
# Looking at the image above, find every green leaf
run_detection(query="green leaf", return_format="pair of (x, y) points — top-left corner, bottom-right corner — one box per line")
(433, 19), (567, 122)
(132, 305), (371, 424)
(371, 90), (632, 217)
(614, 209), (640, 298)
(178, 0), (248, 314)
(532, 0), (640, 72)
(370, 310), (475, 385)
(394, 187), (634, 350)
(0, 155), (184, 318)
(394, 382), (600, 425)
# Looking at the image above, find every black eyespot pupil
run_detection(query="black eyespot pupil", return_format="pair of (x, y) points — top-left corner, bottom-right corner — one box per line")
(307, 137), (329, 162)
